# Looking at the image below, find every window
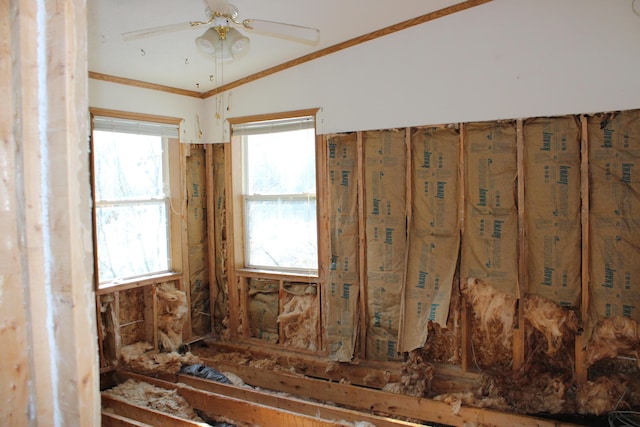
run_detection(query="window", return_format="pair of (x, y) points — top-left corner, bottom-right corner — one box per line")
(91, 113), (182, 286)
(232, 113), (318, 273)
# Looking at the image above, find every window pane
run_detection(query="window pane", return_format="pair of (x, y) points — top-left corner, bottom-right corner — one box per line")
(93, 130), (165, 201)
(245, 128), (316, 195)
(246, 199), (317, 270)
(96, 202), (169, 282)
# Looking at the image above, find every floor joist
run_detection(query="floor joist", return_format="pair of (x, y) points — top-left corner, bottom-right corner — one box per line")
(115, 371), (422, 427)
(188, 359), (582, 427)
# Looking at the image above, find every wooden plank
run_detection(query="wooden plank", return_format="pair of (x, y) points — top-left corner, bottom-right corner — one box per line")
(316, 133), (330, 352)
(151, 285), (158, 351)
(120, 371), (421, 427)
(88, 72), (203, 98)
(6, 1), (100, 425)
(513, 118), (526, 372)
(89, 114), (101, 293)
(114, 292), (123, 362)
(143, 287), (155, 349)
(356, 131), (368, 359)
(203, 0), (494, 97)
(240, 276), (250, 337)
(458, 123), (474, 372)
(398, 128), (413, 350)
(96, 272), (182, 296)
(1, 1), (32, 421)
(159, 363), (581, 427)
(89, 107), (183, 125)
(205, 144), (218, 333)
(101, 412), (154, 427)
(110, 374), (351, 427)
(226, 134), (240, 338)
(575, 115), (590, 384)
(96, 296), (108, 369)
(101, 395), (205, 427)
(236, 268), (321, 283)
(175, 140), (192, 341)
(226, 108), (320, 126)
(278, 279), (286, 343)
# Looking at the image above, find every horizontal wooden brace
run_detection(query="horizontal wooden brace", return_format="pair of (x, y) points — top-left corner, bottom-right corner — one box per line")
(101, 395), (206, 427)
(112, 371), (354, 427)
(192, 360), (581, 427)
(102, 411), (155, 427)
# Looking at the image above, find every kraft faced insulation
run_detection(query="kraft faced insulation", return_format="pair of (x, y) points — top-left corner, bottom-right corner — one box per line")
(398, 126), (460, 353)
(186, 145), (212, 337)
(363, 129), (407, 361)
(248, 278), (279, 343)
(461, 121), (518, 297)
(523, 116), (582, 306)
(325, 133), (360, 361)
(588, 111), (640, 329)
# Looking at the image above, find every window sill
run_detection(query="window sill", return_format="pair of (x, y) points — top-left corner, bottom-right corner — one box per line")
(235, 268), (320, 283)
(96, 271), (182, 295)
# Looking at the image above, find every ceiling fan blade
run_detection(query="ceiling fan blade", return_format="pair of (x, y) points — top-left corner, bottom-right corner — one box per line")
(122, 21), (199, 42)
(241, 19), (320, 44)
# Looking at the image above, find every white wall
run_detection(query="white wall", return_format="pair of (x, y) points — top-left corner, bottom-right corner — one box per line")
(91, 0), (640, 142)
(89, 79), (207, 144)
(214, 0), (640, 138)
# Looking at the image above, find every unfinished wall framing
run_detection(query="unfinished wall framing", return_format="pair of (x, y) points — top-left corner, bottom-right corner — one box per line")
(208, 109), (633, 366)
(192, 108), (640, 418)
(97, 274), (186, 372)
(98, 109), (640, 422)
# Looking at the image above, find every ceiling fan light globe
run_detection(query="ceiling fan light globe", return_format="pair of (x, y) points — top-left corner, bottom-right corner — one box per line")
(226, 28), (250, 57)
(195, 28), (219, 54)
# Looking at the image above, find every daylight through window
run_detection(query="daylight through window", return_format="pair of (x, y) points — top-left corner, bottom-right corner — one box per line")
(92, 116), (178, 284)
(233, 115), (318, 273)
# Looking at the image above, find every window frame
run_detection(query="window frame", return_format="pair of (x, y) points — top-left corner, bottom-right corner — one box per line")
(228, 109), (323, 278)
(89, 108), (186, 290)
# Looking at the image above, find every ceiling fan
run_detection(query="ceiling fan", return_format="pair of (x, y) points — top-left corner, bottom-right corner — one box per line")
(122, 0), (320, 60)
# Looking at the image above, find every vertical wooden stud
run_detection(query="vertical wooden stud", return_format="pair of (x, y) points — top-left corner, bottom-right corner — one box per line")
(278, 279), (286, 345)
(240, 276), (250, 338)
(205, 144), (218, 334)
(513, 119), (526, 372)
(459, 123), (474, 372)
(356, 131), (368, 359)
(152, 285), (159, 351)
(114, 292), (122, 359)
(316, 134), (330, 352)
(226, 138), (240, 339)
(575, 115), (590, 384)
(398, 128), (413, 351)
(178, 143), (192, 341)
(144, 286), (155, 347)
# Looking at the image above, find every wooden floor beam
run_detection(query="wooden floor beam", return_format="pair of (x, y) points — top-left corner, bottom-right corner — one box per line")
(102, 395), (206, 427)
(118, 371), (421, 427)
(110, 372), (364, 427)
(101, 411), (155, 427)
(182, 360), (581, 427)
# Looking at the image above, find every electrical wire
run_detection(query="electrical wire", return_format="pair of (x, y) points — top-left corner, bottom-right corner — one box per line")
(608, 410), (640, 427)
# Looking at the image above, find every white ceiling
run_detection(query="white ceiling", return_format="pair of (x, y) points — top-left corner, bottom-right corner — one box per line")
(88, 0), (466, 94)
